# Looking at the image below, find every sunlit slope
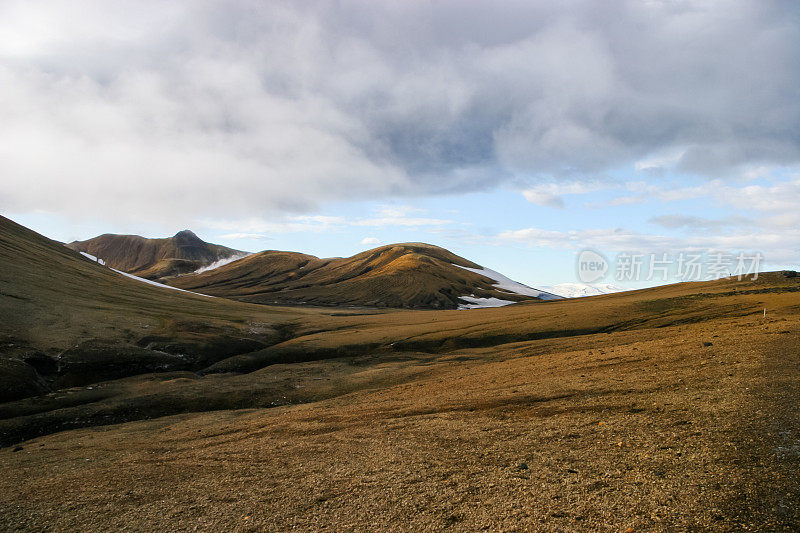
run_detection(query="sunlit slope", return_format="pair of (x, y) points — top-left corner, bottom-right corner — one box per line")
(170, 242), (560, 309)
(204, 269), (800, 372)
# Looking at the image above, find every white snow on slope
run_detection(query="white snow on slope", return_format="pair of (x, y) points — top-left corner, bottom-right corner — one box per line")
(111, 269), (213, 298)
(194, 252), (250, 274)
(79, 252), (106, 265)
(458, 296), (517, 309)
(542, 283), (627, 298)
(71, 245), (214, 298)
(453, 264), (564, 307)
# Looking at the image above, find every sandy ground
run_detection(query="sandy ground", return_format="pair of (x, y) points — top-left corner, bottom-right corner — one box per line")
(2, 312), (798, 531)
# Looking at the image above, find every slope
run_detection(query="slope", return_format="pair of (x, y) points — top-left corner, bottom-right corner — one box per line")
(66, 230), (247, 281)
(169, 242), (562, 309)
(3, 258), (800, 530)
(0, 214), (319, 403)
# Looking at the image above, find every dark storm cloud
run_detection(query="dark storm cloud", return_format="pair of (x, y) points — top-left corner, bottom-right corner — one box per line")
(0, 0), (798, 221)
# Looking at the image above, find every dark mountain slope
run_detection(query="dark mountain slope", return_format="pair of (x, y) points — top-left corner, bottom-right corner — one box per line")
(0, 215), (301, 402)
(66, 230), (245, 280)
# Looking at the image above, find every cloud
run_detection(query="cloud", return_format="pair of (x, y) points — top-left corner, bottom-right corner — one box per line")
(495, 227), (675, 251)
(593, 180), (725, 207)
(522, 181), (611, 208)
(497, 172), (800, 265)
(0, 1), (799, 224)
(634, 149), (686, 173)
(217, 233), (272, 240)
(649, 215), (753, 231)
(200, 206), (453, 237)
(360, 237), (382, 245)
(493, 223), (800, 265)
(352, 205), (453, 227)
(202, 216), (345, 234)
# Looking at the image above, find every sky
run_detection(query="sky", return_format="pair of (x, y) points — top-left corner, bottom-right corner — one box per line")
(2, 0), (799, 289)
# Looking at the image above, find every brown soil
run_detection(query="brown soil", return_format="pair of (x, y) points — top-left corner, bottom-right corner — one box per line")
(2, 303), (799, 530)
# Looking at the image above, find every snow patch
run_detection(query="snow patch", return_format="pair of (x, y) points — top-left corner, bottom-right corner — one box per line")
(453, 264), (563, 301)
(111, 269), (214, 298)
(541, 283), (627, 298)
(458, 296), (517, 309)
(80, 252), (105, 266)
(193, 252), (250, 274)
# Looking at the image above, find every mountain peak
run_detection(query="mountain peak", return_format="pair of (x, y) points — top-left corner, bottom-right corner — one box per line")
(173, 229), (200, 240)
(66, 230), (244, 280)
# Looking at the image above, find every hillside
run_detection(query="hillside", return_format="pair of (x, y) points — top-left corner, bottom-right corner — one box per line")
(0, 214), (320, 404)
(66, 230), (247, 281)
(1, 216), (799, 530)
(169, 243), (562, 309)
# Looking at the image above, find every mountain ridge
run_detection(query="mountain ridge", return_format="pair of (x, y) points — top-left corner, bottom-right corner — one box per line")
(65, 230), (562, 310)
(66, 230), (247, 281)
(168, 241), (562, 309)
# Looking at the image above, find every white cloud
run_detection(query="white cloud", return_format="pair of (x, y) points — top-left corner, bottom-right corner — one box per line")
(505, 172), (800, 265)
(353, 216), (453, 227)
(217, 233), (272, 240)
(522, 181), (610, 208)
(634, 149), (686, 172)
(649, 215), (752, 231)
(202, 216), (345, 235)
(360, 237), (382, 245)
(493, 223), (800, 265)
(0, 1), (798, 225)
(200, 206), (453, 238)
(352, 205), (453, 227)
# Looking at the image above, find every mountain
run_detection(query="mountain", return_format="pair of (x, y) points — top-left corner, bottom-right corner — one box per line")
(66, 230), (247, 281)
(169, 242), (563, 309)
(0, 215), (296, 403)
(543, 283), (627, 298)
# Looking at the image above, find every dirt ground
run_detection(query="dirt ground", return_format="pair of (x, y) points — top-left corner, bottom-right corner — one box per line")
(2, 309), (798, 531)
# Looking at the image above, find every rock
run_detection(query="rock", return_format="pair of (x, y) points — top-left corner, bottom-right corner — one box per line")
(21, 351), (57, 376)
(136, 335), (270, 368)
(0, 356), (50, 402)
(55, 339), (191, 387)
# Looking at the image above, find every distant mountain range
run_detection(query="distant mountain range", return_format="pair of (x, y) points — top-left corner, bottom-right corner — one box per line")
(542, 283), (627, 298)
(66, 230), (247, 281)
(168, 242), (563, 309)
(62, 229), (629, 305)
(64, 229), (629, 308)
(66, 230), (565, 309)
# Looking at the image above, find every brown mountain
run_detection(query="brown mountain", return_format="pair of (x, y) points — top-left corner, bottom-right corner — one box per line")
(0, 214), (299, 404)
(66, 230), (246, 280)
(168, 242), (562, 309)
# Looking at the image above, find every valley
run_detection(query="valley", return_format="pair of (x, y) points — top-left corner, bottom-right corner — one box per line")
(1, 215), (799, 530)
